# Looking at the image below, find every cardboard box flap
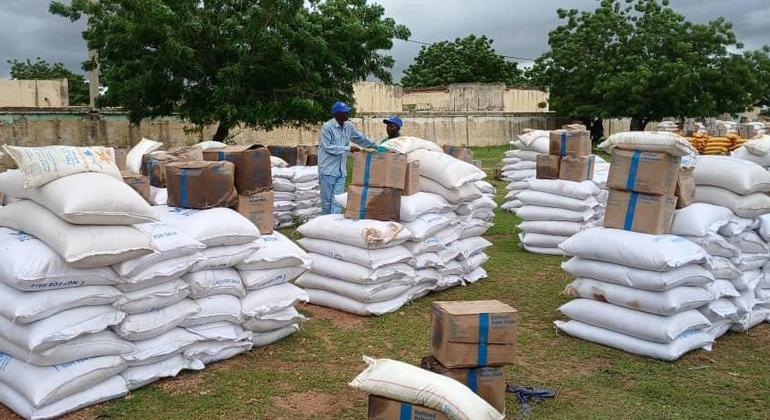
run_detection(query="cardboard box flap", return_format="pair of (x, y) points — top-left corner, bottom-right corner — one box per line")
(436, 300), (516, 316)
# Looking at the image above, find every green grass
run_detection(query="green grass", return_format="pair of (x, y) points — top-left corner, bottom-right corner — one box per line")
(49, 146), (770, 419)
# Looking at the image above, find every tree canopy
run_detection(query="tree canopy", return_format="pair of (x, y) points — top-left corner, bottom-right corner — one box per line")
(50, 0), (410, 140)
(401, 35), (525, 88)
(529, 0), (769, 130)
(8, 58), (90, 106)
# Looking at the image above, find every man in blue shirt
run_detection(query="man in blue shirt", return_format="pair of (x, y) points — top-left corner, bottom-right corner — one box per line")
(318, 101), (384, 214)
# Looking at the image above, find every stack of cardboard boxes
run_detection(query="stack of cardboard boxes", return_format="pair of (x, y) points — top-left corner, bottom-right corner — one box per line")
(345, 152), (419, 221)
(535, 129), (595, 182)
(366, 300), (517, 419)
(202, 145), (274, 233)
(268, 145), (319, 167)
(603, 149), (695, 234)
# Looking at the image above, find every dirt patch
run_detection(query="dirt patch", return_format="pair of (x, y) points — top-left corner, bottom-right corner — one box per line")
(155, 369), (207, 395)
(273, 391), (355, 417)
(300, 303), (366, 330)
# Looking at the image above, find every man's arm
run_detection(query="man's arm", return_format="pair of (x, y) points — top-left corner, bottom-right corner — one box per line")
(349, 125), (376, 149)
(319, 125), (348, 155)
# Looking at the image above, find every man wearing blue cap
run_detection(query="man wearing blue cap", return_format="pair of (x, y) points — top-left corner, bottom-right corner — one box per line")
(380, 116), (403, 143)
(318, 101), (386, 214)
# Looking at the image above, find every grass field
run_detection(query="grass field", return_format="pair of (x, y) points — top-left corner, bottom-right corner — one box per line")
(9, 145), (770, 419)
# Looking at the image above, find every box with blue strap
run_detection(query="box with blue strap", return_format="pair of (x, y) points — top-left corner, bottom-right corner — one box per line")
(352, 152), (407, 190)
(202, 144), (271, 195)
(548, 130), (591, 157)
(165, 161), (238, 209)
(367, 395), (447, 420)
(344, 185), (401, 221)
(420, 355), (506, 414)
(607, 149), (680, 195)
(141, 146), (204, 188)
(559, 155), (595, 182)
(604, 189), (677, 235)
(431, 300), (517, 369)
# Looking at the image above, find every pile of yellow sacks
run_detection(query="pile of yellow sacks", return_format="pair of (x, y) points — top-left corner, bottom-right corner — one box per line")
(686, 133), (746, 155)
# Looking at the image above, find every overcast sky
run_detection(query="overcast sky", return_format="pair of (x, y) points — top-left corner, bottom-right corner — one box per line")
(1, 0), (768, 80)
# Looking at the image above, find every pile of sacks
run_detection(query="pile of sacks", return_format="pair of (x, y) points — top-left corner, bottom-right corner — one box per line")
(295, 138), (494, 316)
(0, 145), (309, 418)
(516, 179), (607, 255)
(500, 131), (547, 213)
(270, 159), (321, 228)
(732, 135), (770, 169)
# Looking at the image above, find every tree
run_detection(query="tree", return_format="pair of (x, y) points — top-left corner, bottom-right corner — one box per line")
(530, 0), (767, 131)
(401, 35), (525, 88)
(50, 0), (410, 141)
(7, 58), (90, 105)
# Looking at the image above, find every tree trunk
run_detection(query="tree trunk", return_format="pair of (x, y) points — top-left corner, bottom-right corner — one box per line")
(212, 121), (230, 142)
(590, 118), (604, 142)
(630, 117), (648, 131)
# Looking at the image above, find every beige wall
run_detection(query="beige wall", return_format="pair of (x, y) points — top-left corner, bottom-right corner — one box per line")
(0, 80), (69, 107)
(0, 109), (565, 149)
(399, 83), (549, 113)
(352, 82), (402, 113)
(503, 89), (550, 112)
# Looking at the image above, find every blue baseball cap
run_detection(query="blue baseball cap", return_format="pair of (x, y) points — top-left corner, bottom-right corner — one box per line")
(331, 101), (351, 114)
(382, 116), (403, 128)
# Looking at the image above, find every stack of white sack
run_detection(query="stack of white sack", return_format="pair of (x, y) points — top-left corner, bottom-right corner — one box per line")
(307, 138), (494, 315)
(234, 231), (310, 347)
(474, 180), (497, 202)
(0, 145), (160, 418)
(732, 135), (770, 168)
(295, 215), (427, 316)
(271, 165), (321, 228)
(555, 227), (718, 361)
(670, 203), (770, 336)
(500, 131), (546, 212)
(515, 178), (608, 256)
(693, 156), (770, 219)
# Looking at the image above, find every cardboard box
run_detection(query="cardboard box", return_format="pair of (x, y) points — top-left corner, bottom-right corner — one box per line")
(403, 161), (420, 196)
(113, 148), (128, 171)
(165, 161), (238, 209)
(352, 152), (407, 190)
(367, 395), (448, 420)
(141, 146), (204, 188)
(559, 155), (595, 182)
(431, 300), (517, 368)
(535, 154), (560, 179)
(268, 146), (298, 166)
(604, 189), (677, 235)
(420, 356), (505, 414)
(203, 145), (272, 194)
(607, 150), (680, 195)
(121, 171), (151, 203)
(237, 190), (274, 234)
(297, 145), (319, 166)
(675, 167), (695, 209)
(443, 145), (474, 163)
(549, 130), (591, 156)
(344, 186), (401, 221)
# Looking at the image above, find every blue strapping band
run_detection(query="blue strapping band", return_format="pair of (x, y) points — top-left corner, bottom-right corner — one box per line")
(218, 151), (225, 161)
(624, 192), (639, 231)
(180, 169), (189, 208)
(399, 403), (412, 420)
(560, 132), (567, 156)
(478, 312), (489, 366)
(626, 150), (641, 190)
(147, 159), (155, 185)
(467, 368), (479, 393)
(359, 153), (373, 219)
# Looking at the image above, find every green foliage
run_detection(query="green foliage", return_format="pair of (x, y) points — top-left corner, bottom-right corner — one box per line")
(7, 58), (90, 105)
(401, 35), (525, 88)
(530, 0), (768, 129)
(50, 0), (410, 140)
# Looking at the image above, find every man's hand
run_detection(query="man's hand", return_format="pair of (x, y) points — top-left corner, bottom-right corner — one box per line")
(375, 145), (389, 153)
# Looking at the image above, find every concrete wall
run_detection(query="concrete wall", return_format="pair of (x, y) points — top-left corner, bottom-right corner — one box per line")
(400, 83), (550, 113)
(352, 82), (402, 113)
(0, 108), (566, 148)
(0, 80), (69, 107)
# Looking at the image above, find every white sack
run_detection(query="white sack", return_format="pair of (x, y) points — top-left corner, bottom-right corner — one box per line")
(0, 283), (121, 324)
(516, 190), (599, 211)
(419, 177), (482, 203)
(519, 232), (568, 248)
(183, 340), (253, 365)
(518, 221), (585, 237)
(126, 138), (162, 173)
(236, 232), (311, 270)
(2, 144), (121, 188)
(297, 214), (412, 248)
(155, 206), (259, 247)
(694, 186), (770, 218)
(119, 253), (203, 290)
(306, 253), (414, 284)
(241, 283), (309, 318)
(180, 295), (242, 327)
(349, 356), (503, 420)
(122, 328), (203, 366)
(296, 272), (414, 303)
(239, 266), (306, 290)
(559, 227), (708, 271)
(185, 321), (251, 342)
(304, 285), (431, 317)
(560, 299), (710, 343)
(707, 257), (741, 279)
(191, 241), (260, 271)
(251, 324), (300, 348)
(114, 280), (190, 314)
(298, 238), (414, 268)
(1, 330), (133, 367)
(113, 299), (200, 341)
(403, 212), (456, 240)
(242, 307), (307, 333)
(149, 186), (167, 206)
(521, 244), (563, 256)
(515, 205), (598, 222)
(680, 234), (740, 258)
(526, 178), (601, 200)
(0, 200), (154, 268)
(408, 149), (486, 189)
(122, 355), (204, 391)
(113, 222), (204, 278)
(564, 278), (714, 316)
(670, 203), (733, 237)
(381, 137), (443, 154)
(694, 155), (770, 194)
(184, 269), (246, 298)
(598, 131), (697, 156)
(555, 320), (712, 361)
(562, 258), (713, 291)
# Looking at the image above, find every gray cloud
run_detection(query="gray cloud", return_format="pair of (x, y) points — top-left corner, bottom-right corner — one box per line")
(0, 0), (768, 82)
